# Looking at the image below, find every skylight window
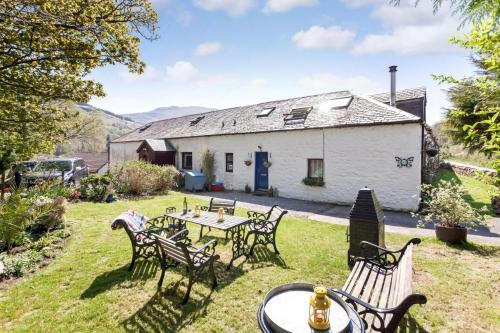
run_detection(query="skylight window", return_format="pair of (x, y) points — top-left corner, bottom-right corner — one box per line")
(138, 124), (151, 132)
(190, 116), (205, 126)
(257, 107), (275, 118)
(324, 96), (353, 109)
(284, 106), (312, 125)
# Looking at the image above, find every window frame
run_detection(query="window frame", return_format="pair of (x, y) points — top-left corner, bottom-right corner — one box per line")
(225, 153), (234, 173)
(307, 158), (324, 179)
(182, 152), (193, 170)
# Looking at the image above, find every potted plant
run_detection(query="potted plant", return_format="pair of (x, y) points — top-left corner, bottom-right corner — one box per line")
(263, 160), (272, 168)
(244, 159), (252, 166)
(415, 180), (488, 243)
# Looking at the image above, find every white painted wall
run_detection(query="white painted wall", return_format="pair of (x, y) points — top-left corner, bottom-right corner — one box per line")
(110, 123), (422, 211)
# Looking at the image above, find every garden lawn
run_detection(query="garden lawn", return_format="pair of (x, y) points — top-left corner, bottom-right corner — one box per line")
(0, 192), (499, 332)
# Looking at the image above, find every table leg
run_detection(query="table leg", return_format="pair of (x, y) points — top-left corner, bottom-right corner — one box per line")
(227, 223), (247, 270)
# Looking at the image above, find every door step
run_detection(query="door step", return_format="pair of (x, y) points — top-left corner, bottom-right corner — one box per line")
(253, 190), (268, 197)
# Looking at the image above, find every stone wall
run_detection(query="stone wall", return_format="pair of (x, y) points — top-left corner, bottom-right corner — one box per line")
(440, 160), (497, 177)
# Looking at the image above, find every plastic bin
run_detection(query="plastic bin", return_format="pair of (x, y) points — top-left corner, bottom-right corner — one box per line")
(211, 182), (224, 191)
(184, 171), (205, 192)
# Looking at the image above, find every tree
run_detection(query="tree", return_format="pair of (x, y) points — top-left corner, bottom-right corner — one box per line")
(0, 0), (158, 186)
(435, 17), (499, 172)
(391, 0), (499, 23)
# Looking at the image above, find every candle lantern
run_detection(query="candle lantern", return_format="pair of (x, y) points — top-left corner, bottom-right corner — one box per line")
(217, 207), (225, 222)
(194, 205), (201, 217)
(308, 286), (332, 330)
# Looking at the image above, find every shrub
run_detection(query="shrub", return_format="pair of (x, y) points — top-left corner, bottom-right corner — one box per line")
(27, 180), (74, 200)
(110, 161), (179, 195)
(201, 149), (216, 188)
(0, 191), (32, 250)
(80, 175), (111, 202)
(244, 184), (251, 193)
(31, 196), (68, 231)
(416, 180), (488, 229)
(0, 250), (42, 278)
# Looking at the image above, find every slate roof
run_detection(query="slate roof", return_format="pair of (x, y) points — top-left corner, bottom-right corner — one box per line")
(113, 89), (422, 143)
(140, 139), (176, 152)
(370, 87), (426, 103)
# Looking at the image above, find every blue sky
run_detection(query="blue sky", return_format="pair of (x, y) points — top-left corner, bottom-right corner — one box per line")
(89, 0), (474, 124)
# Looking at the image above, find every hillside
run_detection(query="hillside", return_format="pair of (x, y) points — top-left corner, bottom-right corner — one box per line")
(123, 106), (215, 124)
(77, 103), (139, 140)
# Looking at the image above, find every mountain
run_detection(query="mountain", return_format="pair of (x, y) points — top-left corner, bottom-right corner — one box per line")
(123, 106), (215, 124)
(77, 103), (139, 140)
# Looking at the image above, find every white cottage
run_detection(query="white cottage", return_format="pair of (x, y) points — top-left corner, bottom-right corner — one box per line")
(110, 71), (432, 211)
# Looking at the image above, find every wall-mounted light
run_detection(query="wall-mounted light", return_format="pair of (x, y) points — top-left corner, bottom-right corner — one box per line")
(257, 145), (262, 152)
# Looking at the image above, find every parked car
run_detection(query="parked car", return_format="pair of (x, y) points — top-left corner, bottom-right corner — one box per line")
(25, 158), (89, 186)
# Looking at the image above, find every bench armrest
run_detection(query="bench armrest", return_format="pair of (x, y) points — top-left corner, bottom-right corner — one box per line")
(359, 238), (421, 268)
(247, 210), (267, 221)
(191, 239), (218, 255)
(147, 216), (168, 229)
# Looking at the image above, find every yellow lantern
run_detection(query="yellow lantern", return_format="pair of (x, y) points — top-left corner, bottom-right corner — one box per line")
(309, 286), (332, 330)
(217, 207), (225, 222)
(194, 205), (201, 217)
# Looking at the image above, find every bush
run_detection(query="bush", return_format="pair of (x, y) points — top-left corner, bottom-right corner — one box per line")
(0, 191), (32, 250)
(80, 175), (111, 202)
(0, 251), (42, 278)
(416, 180), (488, 229)
(27, 180), (74, 200)
(31, 196), (68, 231)
(110, 161), (179, 195)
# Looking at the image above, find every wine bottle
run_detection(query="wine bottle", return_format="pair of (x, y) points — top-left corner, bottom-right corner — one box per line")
(183, 197), (188, 215)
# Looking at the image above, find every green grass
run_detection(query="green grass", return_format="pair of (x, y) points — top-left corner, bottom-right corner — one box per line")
(433, 169), (495, 216)
(0, 192), (499, 332)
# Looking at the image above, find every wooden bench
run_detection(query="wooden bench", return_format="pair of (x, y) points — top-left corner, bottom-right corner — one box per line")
(200, 197), (237, 239)
(155, 229), (220, 304)
(245, 205), (288, 255)
(332, 238), (427, 333)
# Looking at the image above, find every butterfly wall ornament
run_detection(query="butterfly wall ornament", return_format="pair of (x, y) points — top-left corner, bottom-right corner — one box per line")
(395, 156), (414, 168)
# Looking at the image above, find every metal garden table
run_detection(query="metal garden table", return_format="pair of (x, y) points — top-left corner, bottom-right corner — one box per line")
(166, 210), (251, 269)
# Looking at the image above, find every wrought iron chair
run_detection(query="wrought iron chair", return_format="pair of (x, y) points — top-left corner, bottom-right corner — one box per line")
(245, 205), (287, 255)
(155, 229), (220, 304)
(200, 198), (236, 239)
(112, 215), (170, 271)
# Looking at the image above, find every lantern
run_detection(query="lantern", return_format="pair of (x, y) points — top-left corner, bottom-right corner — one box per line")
(194, 205), (201, 217)
(217, 207), (225, 222)
(309, 286), (332, 330)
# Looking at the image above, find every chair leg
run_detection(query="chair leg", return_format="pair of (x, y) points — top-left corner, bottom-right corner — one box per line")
(199, 226), (204, 240)
(158, 267), (166, 289)
(249, 234), (258, 256)
(209, 260), (218, 289)
(182, 275), (194, 304)
(272, 236), (280, 255)
(128, 247), (137, 271)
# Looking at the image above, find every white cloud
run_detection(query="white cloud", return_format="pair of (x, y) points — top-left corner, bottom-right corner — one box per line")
(339, 0), (385, 8)
(193, 0), (256, 16)
(166, 61), (201, 82)
(264, 0), (318, 13)
(293, 25), (355, 50)
(195, 41), (223, 56)
(351, 2), (464, 55)
(250, 78), (268, 86)
(119, 65), (158, 81)
(298, 73), (381, 94)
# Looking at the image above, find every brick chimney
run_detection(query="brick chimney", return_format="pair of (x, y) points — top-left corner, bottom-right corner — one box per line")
(389, 65), (397, 106)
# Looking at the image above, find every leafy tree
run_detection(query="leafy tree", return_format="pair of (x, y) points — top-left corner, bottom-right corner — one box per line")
(0, 0), (158, 194)
(435, 17), (499, 174)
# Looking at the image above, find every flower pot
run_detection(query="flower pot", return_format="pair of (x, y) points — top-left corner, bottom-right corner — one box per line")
(435, 225), (467, 243)
(492, 196), (500, 216)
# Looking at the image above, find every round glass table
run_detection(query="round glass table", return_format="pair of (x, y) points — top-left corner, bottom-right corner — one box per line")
(257, 283), (364, 333)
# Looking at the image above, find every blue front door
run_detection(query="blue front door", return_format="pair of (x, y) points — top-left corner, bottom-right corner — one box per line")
(255, 152), (269, 190)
